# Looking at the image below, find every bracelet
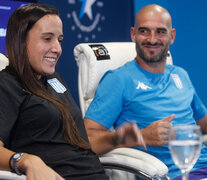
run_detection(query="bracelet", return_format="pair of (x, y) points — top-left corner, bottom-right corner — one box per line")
(8, 153), (15, 172)
(9, 152), (27, 175)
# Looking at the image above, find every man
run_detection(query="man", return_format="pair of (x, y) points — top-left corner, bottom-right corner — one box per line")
(84, 4), (207, 180)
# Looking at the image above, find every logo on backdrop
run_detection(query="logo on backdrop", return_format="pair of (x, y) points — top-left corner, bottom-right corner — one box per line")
(67, 0), (105, 42)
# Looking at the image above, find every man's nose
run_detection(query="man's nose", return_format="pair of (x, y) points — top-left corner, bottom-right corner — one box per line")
(147, 32), (158, 44)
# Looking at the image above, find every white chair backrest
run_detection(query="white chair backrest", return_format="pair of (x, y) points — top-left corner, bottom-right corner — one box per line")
(74, 42), (173, 117)
(0, 53), (9, 70)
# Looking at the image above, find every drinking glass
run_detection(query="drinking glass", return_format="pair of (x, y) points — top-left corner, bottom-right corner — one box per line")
(168, 125), (202, 180)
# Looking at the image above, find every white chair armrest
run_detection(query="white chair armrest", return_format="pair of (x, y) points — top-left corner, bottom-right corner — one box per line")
(100, 148), (168, 178)
(0, 170), (26, 180)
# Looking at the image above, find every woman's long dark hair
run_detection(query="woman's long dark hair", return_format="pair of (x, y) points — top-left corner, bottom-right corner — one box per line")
(6, 3), (90, 149)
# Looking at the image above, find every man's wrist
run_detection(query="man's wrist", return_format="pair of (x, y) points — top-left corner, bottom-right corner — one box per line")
(112, 132), (121, 147)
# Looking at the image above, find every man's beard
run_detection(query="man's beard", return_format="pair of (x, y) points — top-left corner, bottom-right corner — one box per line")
(135, 39), (170, 63)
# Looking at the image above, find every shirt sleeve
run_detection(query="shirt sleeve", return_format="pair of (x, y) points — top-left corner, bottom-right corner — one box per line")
(85, 70), (125, 129)
(0, 73), (25, 146)
(191, 91), (207, 121)
(179, 67), (207, 121)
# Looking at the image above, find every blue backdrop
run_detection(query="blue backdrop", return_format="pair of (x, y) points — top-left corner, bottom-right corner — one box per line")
(0, 0), (35, 54)
(134, 0), (207, 107)
(38, 0), (134, 105)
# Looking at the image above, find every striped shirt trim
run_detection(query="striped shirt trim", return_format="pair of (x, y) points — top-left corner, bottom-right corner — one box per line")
(171, 73), (183, 89)
(47, 78), (66, 93)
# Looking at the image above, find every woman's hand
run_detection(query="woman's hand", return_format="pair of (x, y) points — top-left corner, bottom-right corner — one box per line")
(18, 154), (65, 180)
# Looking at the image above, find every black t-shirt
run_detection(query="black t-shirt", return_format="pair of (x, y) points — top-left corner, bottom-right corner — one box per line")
(0, 67), (108, 180)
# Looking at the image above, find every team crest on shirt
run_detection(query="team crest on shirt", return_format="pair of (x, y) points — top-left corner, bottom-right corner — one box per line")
(171, 73), (183, 89)
(47, 78), (67, 93)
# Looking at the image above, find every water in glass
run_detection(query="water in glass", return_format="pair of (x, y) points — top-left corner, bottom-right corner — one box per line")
(169, 125), (201, 180)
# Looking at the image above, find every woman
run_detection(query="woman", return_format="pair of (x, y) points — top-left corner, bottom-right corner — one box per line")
(0, 3), (145, 180)
(0, 3), (108, 180)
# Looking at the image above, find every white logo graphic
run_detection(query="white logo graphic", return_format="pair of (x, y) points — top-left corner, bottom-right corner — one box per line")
(48, 78), (67, 93)
(0, 6), (11, 10)
(171, 73), (183, 89)
(81, 0), (96, 20)
(0, 28), (6, 37)
(67, 0), (105, 42)
(136, 81), (152, 90)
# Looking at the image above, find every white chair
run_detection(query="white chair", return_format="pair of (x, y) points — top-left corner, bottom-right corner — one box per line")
(74, 42), (172, 180)
(0, 170), (26, 180)
(0, 53), (9, 70)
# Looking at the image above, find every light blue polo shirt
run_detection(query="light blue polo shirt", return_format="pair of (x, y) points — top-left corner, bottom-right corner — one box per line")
(85, 60), (207, 179)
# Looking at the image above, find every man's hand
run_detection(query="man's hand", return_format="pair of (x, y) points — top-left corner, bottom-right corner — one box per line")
(84, 118), (146, 154)
(141, 114), (175, 146)
(115, 122), (146, 149)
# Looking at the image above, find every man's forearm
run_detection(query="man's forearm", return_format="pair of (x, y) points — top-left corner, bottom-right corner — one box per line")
(87, 130), (118, 155)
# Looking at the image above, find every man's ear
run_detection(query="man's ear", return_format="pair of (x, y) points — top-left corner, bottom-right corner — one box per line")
(170, 28), (176, 45)
(130, 27), (136, 42)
